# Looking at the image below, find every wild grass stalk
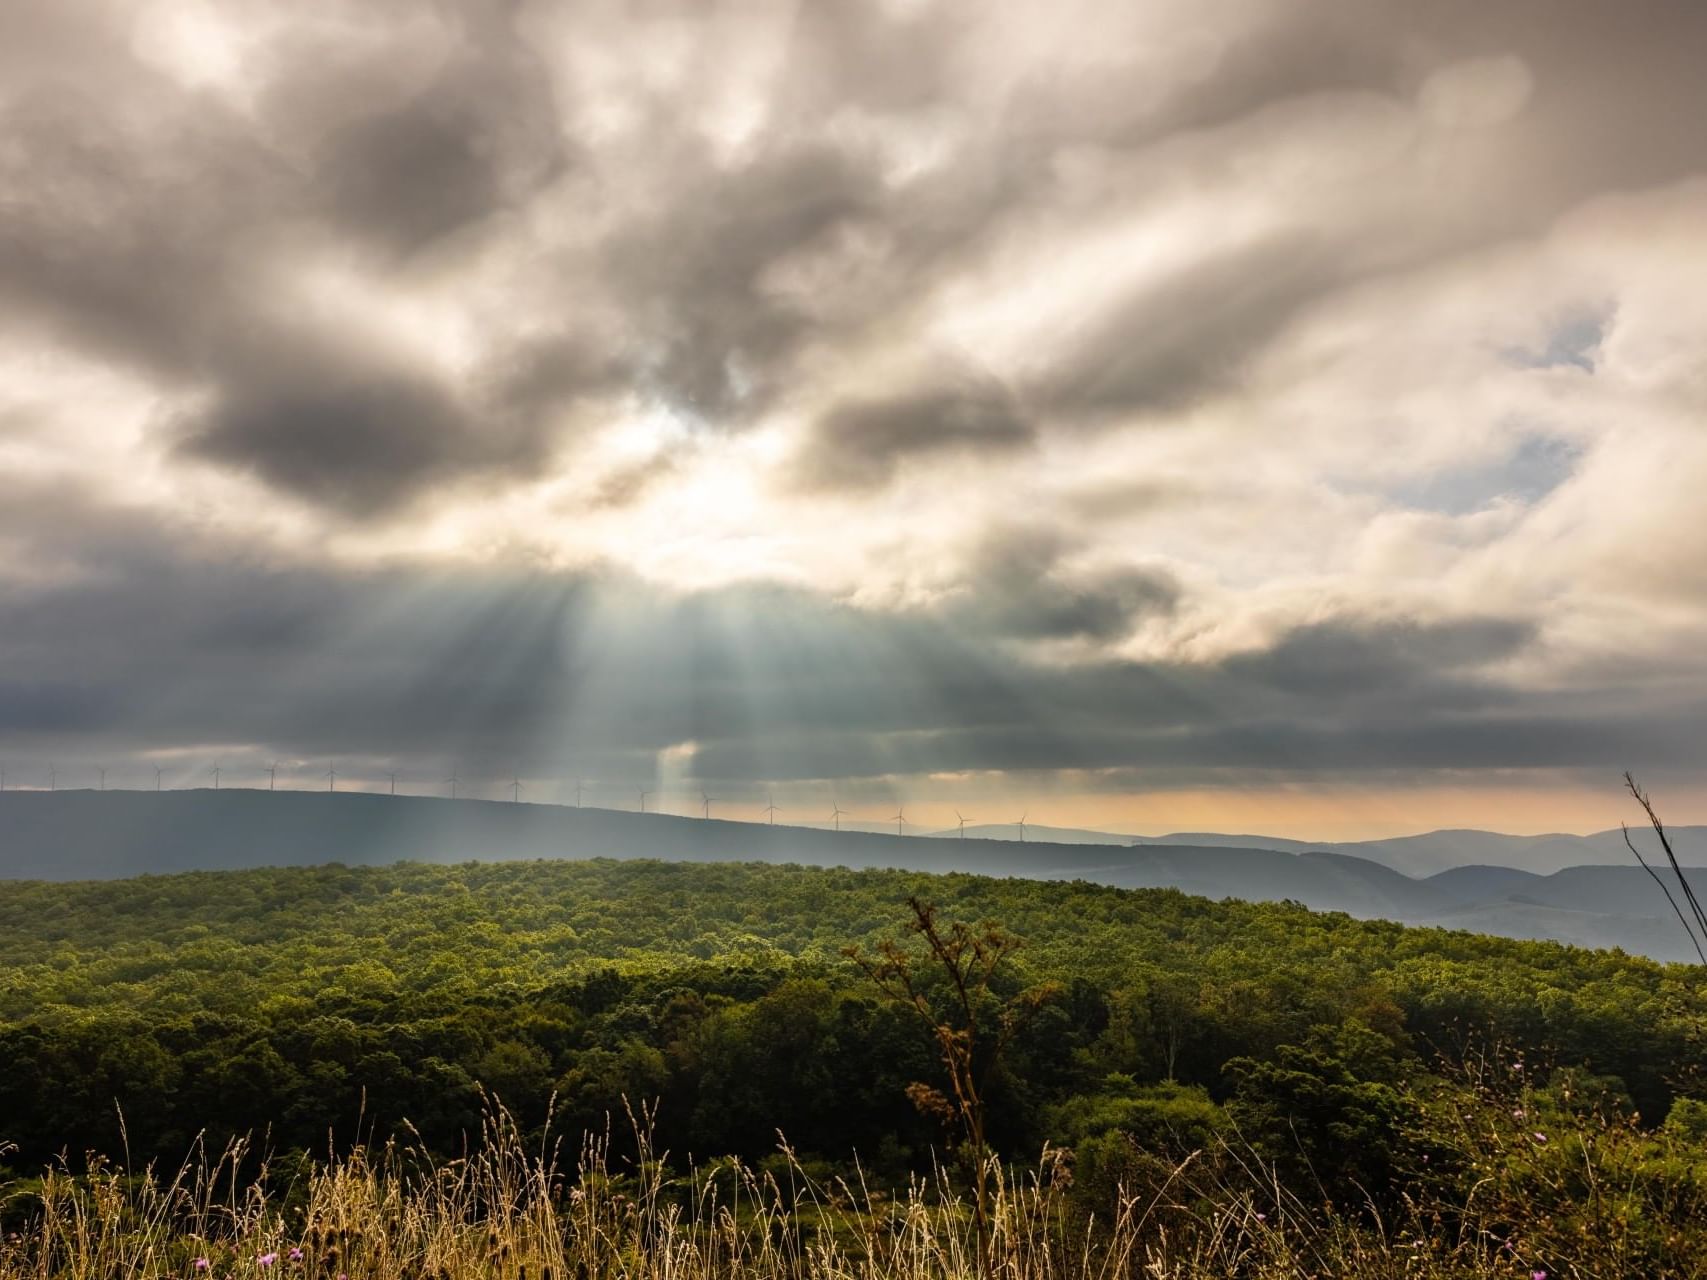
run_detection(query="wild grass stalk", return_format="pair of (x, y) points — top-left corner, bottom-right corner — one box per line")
(4, 1087), (1705, 1280)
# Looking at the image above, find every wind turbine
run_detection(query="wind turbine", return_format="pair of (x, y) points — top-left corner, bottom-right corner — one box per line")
(0, 766), (6, 792)
(1015, 812), (1028, 843)
(211, 764), (221, 790)
(701, 790), (716, 820)
(96, 767), (105, 792)
(49, 764), (56, 792)
(511, 776), (522, 803)
(387, 771), (397, 796)
(639, 788), (652, 813)
(326, 767), (337, 793)
(576, 778), (584, 808)
(956, 810), (969, 838)
(764, 792), (779, 825)
(831, 804), (846, 833)
(892, 806), (906, 837)
(446, 774), (459, 800)
(154, 766), (163, 792)
(267, 762), (277, 791)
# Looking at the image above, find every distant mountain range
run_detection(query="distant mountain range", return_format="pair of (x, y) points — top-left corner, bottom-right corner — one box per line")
(931, 822), (1707, 877)
(3, 790), (1702, 963)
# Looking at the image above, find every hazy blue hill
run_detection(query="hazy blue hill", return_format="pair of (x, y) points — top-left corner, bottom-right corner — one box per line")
(1116, 826), (1707, 876)
(1132, 830), (1315, 852)
(1332, 829), (1579, 874)
(6, 790), (1703, 959)
(0, 789), (1444, 920)
(1513, 863), (1707, 919)
(1428, 864), (1546, 903)
(1080, 846), (1458, 919)
(1141, 828), (1615, 875)
(1297, 849), (1465, 914)
(932, 822), (1142, 845)
(971, 825), (1637, 874)
(1427, 900), (1699, 964)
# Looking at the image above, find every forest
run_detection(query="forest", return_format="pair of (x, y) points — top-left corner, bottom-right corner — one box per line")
(3, 857), (1707, 1276)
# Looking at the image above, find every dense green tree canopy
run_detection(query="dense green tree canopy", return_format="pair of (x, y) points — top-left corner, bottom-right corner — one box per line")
(1, 858), (1701, 1192)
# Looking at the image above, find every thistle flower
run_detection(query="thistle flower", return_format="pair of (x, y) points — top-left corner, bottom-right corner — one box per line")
(258, 1253), (279, 1267)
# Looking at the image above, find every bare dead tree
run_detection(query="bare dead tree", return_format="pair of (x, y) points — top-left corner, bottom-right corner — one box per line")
(844, 896), (1059, 1276)
(1623, 772), (1707, 965)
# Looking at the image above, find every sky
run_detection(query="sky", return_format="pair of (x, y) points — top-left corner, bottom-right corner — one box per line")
(4, 0), (1707, 839)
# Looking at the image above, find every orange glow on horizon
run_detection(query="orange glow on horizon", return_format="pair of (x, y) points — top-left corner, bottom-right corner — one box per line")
(879, 782), (1707, 843)
(1037, 784), (1707, 842)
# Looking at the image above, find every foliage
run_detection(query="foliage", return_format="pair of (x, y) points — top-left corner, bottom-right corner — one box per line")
(3, 856), (1707, 1272)
(845, 896), (1058, 1271)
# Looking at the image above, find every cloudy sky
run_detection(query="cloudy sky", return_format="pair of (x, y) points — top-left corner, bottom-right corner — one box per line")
(4, 0), (1707, 838)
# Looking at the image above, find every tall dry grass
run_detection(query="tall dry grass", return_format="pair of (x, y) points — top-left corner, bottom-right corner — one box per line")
(3, 1094), (1704, 1280)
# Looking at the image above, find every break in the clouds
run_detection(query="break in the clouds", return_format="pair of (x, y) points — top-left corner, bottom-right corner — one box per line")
(4, 0), (1707, 832)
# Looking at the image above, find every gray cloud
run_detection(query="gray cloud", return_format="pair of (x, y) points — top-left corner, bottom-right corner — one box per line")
(935, 527), (1177, 643)
(6, 0), (1707, 816)
(595, 138), (884, 419)
(4, 484), (1691, 797)
(793, 374), (1033, 490)
(0, 2), (579, 514)
(302, 47), (565, 260)
(1217, 616), (1534, 703)
(10, 0), (1707, 500)
(1028, 233), (1339, 419)
(173, 327), (565, 514)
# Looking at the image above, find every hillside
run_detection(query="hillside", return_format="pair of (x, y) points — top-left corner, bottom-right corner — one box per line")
(4, 789), (1703, 959)
(987, 823), (1707, 876)
(0, 789), (1445, 920)
(1147, 825), (1707, 875)
(2, 857), (1702, 1159)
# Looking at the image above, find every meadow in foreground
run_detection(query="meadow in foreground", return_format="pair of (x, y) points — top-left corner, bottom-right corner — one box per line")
(6, 1042), (1707, 1279)
(5, 860), (1707, 1277)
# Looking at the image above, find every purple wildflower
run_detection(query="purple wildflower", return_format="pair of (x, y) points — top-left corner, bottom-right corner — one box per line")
(1533, 1271), (1548, 1280)
(258, 1253), (279, 1267)
(1533, 1131), (1548, 1143)
(194, 1261), (210, 1273)
(288, 1250), (303, 1263)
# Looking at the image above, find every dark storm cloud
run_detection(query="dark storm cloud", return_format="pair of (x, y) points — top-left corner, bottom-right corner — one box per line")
(792, 374), (1033, 490)
(1027, 234), (1338, 419)
(0, 1), (577, 514)
(1011, 2), (1707, 419)
(597, 138), (884, 419)
(1217, 617), (1535, 702)
(8, 0), (1707, 801)
(4, 486), (1691, 791)
(173, 329), (566, 515)
(0, 82), (270, 380)
(10, 0), (1707, 507)
(0, 485), (586, 763)
(302, 48), (565, 260)
(933, 527), (1177, 643)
